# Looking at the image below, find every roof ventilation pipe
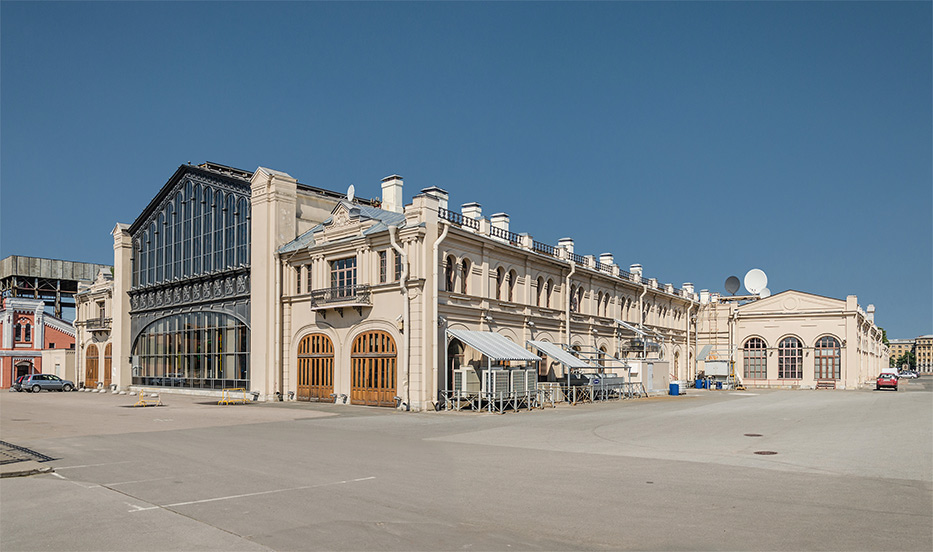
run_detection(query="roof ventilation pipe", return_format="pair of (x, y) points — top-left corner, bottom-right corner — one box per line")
(388, 225), (409, 410)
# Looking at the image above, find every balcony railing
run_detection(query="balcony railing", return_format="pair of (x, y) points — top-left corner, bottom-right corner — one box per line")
(439, 207), (479, 230)
(309, 284), (372, 311)
(86, 316), (112, 331)
(489, 225), (521, 246)
(532, 241), (557, 257)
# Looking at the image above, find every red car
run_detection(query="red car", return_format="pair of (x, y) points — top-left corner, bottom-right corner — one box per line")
(876, 373), (898, 391)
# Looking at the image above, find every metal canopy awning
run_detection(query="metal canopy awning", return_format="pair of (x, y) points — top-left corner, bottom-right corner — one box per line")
(527, 341), (596, 369)
(615, 319), (647, 337)
(447, 329), (541, 362)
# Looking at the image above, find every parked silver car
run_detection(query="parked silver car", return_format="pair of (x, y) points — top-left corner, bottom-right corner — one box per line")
(21, 374), (75, 393)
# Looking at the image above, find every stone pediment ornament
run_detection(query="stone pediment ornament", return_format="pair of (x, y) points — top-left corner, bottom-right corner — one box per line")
(332, 208), (351, 227)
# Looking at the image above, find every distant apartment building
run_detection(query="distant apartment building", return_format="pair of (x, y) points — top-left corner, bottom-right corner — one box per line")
(916, 335), (933, 373)
(74, 268), (115, 388)
(888, 338), (915, 368)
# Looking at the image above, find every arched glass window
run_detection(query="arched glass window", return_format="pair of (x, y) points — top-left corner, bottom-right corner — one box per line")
(743, 337), (767, 379)
(445, 255), (456, 292)
(597, 291), (603, 316)
(173, 192), (183, 279)
(202, 187), (213, 273)
(496, 267), (504, 300)
(14, 322), (22, 341)
(213, 191), (225, 271)
(778, 337), (803, 379)
(236, 197), (248, 266)
(460, 259), (470, 294)
(536, 277), (544, 307)
(507, 269), (517, 302)
(570, 285), (578, 312)
(577, 287), (585, 314)
(155, 214), (165, 282)
(183, 184), (192, 277)
(23, 323), (31, 342)
(133, 312), (249, 389)
(814, 336), (841, 379)
(192, 184), (202, 275)
(147, 221), (156, 284)
(224, 194), (236, 268)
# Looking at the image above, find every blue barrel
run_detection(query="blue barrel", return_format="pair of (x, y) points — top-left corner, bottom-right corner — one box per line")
(715, 381), (723, 390)
(695, 378), (705, 389)
(669, 382), (680, 396)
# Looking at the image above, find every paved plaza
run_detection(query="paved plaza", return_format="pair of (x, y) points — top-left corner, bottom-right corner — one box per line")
(1, 381), (930, 551)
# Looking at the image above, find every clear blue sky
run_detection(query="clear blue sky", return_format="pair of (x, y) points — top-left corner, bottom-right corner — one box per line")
(2, 1), (930, 338)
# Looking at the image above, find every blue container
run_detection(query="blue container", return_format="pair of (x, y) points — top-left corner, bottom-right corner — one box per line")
(695, 379), (705, 389)
(715, 381), (723, 390)
(669, 382), (680, 396)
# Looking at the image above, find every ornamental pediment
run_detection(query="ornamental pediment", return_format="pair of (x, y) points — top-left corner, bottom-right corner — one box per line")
(738, 290), (844, 314)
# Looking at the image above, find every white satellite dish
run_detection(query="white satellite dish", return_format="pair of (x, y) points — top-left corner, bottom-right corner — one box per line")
(744, 268), (768, 295)
(759, 287), (771, 298)
(346, 184), (355, 202)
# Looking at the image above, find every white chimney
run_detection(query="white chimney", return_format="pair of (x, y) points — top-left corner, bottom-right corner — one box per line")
(867, 304), (875, 323)
(462, 202), (482, 220)
(558, 238), (574, 255)
(630, 264), (642, 282)
(699, 289), (710, 305)
(683, 283), (694, 295)
(490, 213), (510, 232)
(599, 253), (614, 266)
(421, 186), (448, 211)
(664, 283), (674, 294)
(381, 175), (404, 214)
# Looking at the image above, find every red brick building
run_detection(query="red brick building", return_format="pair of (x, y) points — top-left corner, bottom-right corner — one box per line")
(1, 297), (75, 388)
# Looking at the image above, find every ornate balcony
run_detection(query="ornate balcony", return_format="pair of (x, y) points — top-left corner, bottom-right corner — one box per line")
(85, 316), (112, 332)
(309, 284), (372, 317)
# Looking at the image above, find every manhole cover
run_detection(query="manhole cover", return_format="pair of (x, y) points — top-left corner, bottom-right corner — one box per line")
(754, 450), (778, 455)
(744, 433), (763, 437)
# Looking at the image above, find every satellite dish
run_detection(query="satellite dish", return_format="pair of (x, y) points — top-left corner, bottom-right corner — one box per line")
(724, 276), (740, 295)
(744, 269), (768, 295)
(759, 287), (771, 298)
(346, 184), (355, 202)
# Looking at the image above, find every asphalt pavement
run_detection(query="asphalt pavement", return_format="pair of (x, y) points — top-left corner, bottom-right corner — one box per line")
(1, 380), (930, 551)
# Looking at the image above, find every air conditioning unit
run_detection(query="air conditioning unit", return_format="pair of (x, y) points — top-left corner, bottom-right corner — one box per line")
(511, 368), (538, 393)
(483, 369), (510, 397)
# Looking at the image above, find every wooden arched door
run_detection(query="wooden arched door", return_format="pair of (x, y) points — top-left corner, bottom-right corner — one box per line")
(297, 334), (334, 401)
(85, 344), (99, 387)
(350, 331), (397, 407)
(103, 343), (112, 387)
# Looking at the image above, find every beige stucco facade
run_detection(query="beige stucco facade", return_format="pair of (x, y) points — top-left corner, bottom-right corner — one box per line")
(74, 268), (114, 388)
(696, 290), (888, 389)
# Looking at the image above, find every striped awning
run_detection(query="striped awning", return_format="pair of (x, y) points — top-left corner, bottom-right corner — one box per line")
(447, 329), (541, 362)
(527, 341), (596, 369)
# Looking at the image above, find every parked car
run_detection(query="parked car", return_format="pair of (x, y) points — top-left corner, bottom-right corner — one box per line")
(11, 374), (28, 392)
(898, 370), (919, 379)
(876, 373), (898, 391)
(21, 374), (75, 393)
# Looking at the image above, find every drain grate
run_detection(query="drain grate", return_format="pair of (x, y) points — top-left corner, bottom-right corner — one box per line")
(754, 450), (778, 455)
(0, 441), (55, 465)
(744, 433), (763, 437)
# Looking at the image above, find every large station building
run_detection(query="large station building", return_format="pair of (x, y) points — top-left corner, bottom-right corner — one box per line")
(85, 161), (888, 407)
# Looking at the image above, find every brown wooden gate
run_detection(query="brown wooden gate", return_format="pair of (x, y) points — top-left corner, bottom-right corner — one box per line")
(350, 331), (397, 407)
(297, 334), (334, 401)
(85, 344), (99, 387)
(103, 343), (112, 387)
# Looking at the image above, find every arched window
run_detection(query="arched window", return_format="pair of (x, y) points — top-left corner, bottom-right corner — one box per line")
(445, 255), (456, 292)
(815, 336), (841, 379)
(192, 184), (202, 275)
(14, 322), (22, 341)
(23, 323), (31, 342)
(743, 337), (767, 379)
(460, 259), (470, 294)
(213, 190), (224, 271)
(156, 214), (165, 282)
(224, 194), (236, 268)
(597, 291), (603, 316)
(202, 187), (213, 273)
(577, 287), (585, 314)
(674, 350), (680, 380)
(545, 279), (553, 308)
(507, 269), (517, 302)
(236, 197), (248, 266)
(536, 277), (544, 307)
(496, 267), (505, 300)
(173, 192), (183, 278)
(570, 285), (578, 312)
(778, 337), (803, 379)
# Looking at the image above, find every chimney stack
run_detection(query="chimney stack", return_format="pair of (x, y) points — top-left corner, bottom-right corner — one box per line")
(381, 175), (404, 214)
(490, 213), (510, 232)
(599, 253), (614, 266)
(630, 264), (642, 282)
(421, 186), (448, 211)
(558, 238), (574, 255)
(462, 202), (482, 220)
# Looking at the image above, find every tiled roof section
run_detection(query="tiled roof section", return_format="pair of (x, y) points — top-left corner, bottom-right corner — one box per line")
(278, 201), (407, 254)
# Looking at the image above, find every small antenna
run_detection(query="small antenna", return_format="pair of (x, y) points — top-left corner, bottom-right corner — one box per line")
(724, 276), (740, 295)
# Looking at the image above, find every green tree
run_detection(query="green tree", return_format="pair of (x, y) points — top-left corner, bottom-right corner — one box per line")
(894, 351), (916, 370)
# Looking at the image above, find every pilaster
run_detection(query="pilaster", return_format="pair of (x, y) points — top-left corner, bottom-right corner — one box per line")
(111, 223), (133, 388)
